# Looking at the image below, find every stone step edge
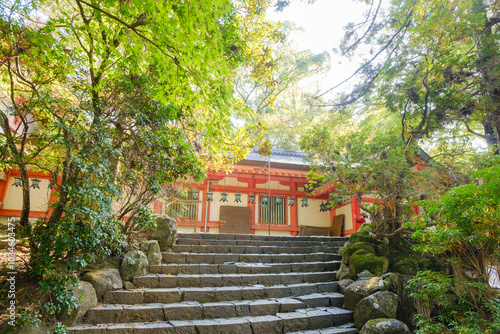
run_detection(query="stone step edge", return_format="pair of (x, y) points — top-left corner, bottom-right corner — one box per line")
(132, 271), (337, 288)
(149, 261), (340, 275)
(69, 307), (353, 333)
(103, 282), (339, 304)
(161, 252), (341, 265)
(174, 239), (345, 247)
(171, 244), (341, 253)
(176, 232), (349, 242)
(85, 292), (345, 323)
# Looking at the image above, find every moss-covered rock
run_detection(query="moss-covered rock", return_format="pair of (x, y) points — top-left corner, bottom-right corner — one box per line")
(349, 249), (390, 277)
(358, 223), (372, 233)
(82, 268), (123, 301)
(141, 240), (162, 266)
(354, 291), (399, 329)
(57, 281), (97, 325)
(348, 231), (370, 245)
(360, 318), (411, 334)
(386, 236), (415, 265)
(342, 242), (376, 264)
(120, 250), (149, 281)
(392, 258), (419, 276)
(148, 216), (177, 251)
(374, 241), (391, 258)
(343, 277), (388, 311)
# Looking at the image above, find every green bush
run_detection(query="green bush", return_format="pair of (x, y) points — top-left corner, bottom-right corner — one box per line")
(407, 157), (500, 333)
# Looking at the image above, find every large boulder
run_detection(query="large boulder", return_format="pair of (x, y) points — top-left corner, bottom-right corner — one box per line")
(148, 216), (177, 251)
(348, 231), (370, 245)
(360, 318), (411, 334)
(392, 258), (419, 276)
(58, 281), (97, 325)
(354, 291), (399, 329)
(342, 242), (375, 264)
(120, 250), (149, 281)
(141, 240), (162, 266)
(349, 249), (389, 277)
(343, 277), (388, 311)
(82, 268), (123, 301)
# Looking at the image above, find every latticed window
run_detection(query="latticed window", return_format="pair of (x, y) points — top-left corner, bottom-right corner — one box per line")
(259, 196), (286, 224)
(167, 192), (198, 219)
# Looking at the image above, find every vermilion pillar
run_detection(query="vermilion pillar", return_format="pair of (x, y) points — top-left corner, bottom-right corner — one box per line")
(290, 181), (298, 236)
(247, 176), (256, 234)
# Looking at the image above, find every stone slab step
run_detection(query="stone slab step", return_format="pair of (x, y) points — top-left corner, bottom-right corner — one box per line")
(103, 282), (339, 304)
(69, 307), (353, 333)
(176, 232), (349, 243)
(133, 271), (337, 288)
(171, 244), (340, 254)
(150, 261), (341, 275)
(86, 293), (344, 323)
(176, 238), (346, 248)
(162, 252), (342, 264)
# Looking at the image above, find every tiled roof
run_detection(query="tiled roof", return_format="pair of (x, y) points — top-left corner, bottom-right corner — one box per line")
(244, 148), (308, 166)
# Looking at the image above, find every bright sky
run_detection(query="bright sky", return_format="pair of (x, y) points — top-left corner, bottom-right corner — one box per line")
(266, 0), (371, 99)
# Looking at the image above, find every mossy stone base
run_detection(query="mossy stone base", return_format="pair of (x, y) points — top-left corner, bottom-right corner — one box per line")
(349, 249), (389, 277)
(392, 258), (419, 276)
(342, 242), (375, 264)
(348, 231), (370, 245)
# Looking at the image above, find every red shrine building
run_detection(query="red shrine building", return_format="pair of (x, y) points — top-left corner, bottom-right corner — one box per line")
(156, 149), (368, 236)
(0, 149), (370, 236)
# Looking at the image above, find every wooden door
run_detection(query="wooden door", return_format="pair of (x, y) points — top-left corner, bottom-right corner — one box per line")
(219, 206), (251, 234)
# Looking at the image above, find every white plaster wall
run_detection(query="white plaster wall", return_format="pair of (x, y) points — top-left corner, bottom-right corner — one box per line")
(255, 180), (290, 191)
(335, 204), (353, 231)
(3, 176), (50, 212)
(219, 176), (248, 188)
(297, 199), (330, 227)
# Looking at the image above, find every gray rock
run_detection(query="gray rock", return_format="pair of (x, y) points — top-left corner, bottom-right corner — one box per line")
(141, 240), (162, 265)
(82, 268), (123, 301)
(148, 216), (177, 251)
(336, 262), (353, 280)
(360, 318), (411, 334)
(120, 250), (149, 281)
(338, 278), (354, 294)
(58, 281), (97, 325)
(354, 291), (399, 329)
(358, 270), (375, 279)
(343, 277), (388, 311)
(123, 281), (135, 290)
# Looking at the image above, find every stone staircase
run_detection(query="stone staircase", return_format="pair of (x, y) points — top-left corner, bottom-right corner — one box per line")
(68, 233), (359, 334)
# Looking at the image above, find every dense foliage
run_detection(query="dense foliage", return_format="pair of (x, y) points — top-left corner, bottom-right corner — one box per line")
(407, 158), (500, 333)
(0, 0), (272, 326)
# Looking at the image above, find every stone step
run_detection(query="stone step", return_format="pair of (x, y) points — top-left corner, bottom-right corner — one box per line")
(150, 260), (341, 275)
(162, 252), (342, 264)
(103, 282), (339, 304)
(176, 237), (346, 248)
(176, 232), (349, 243)
(69, 307), (354, 334)
(171, 244), (341, 254)
(288, 323), (359, 334)
(133, 271), (337, 288)
(85, 293), (344, 323)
